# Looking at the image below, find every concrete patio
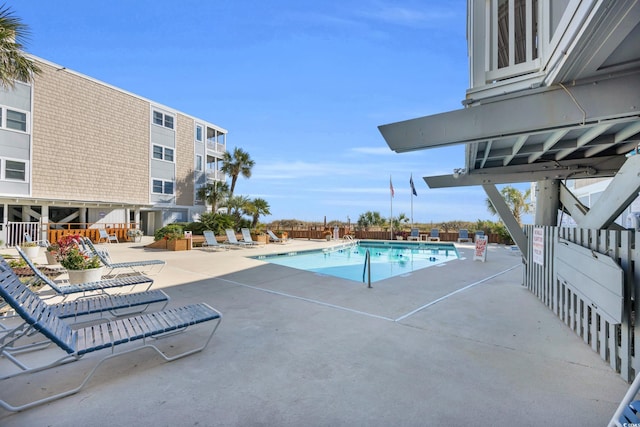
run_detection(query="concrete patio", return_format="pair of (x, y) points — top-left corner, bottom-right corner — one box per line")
(0, 237), (630, 426)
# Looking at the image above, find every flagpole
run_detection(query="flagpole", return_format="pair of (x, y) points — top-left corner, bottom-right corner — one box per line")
(410, 174), (414, 228)
(390, 175), (393, 240)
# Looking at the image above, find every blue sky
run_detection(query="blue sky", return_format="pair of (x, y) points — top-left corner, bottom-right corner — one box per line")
(15, 1), (530, 224)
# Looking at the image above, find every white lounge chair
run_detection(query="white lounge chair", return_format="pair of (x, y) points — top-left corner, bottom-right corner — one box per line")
(267, 230), (288, 244)
(202, 230), (230, 250)
(240, 228), (259, 245)
(224, 229), (254, 247)
(98, 229), (118, 244)
(428, 228), (440, 242)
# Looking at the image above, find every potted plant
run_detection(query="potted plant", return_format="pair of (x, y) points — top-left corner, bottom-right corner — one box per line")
(20, 241), (40, 259)
(165, 230), (188, 251)
(59, 247), (103, 284)
(56, 235), (103, 284)
(127, 228), (143, 243)
(45, 243), (60, 265)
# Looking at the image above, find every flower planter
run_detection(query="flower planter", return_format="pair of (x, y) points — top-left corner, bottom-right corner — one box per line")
(45, 251), (59, 265)
(67, 267), (104, 285)
(21, 245), (40, 259)
(167, 238), (189, 251)
(255, 234), (268, 244)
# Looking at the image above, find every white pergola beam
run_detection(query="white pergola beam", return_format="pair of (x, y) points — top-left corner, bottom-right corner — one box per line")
(482, 184), (528, 261)
(580, 154), (640, 229)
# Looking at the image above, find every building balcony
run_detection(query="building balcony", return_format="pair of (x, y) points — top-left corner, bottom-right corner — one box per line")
(206, 169), (225, 182)
(206, 139), (225, 155)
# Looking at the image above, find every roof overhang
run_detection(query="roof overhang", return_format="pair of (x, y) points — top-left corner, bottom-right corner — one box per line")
(378, 71), (640, 188)
(0, 196), (152, 209)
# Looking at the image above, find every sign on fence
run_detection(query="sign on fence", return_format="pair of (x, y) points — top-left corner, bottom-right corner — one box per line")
(474, 236), (488, 262)
(532, 227), (544, 266)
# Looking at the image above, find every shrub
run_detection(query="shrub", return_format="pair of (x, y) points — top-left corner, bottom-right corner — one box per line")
(154, 224), (184, 241)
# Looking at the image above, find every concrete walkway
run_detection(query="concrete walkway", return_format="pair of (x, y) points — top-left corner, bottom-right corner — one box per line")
(0, 237), (630, 426)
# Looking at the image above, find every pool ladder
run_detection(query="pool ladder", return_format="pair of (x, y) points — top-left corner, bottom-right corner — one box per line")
(362, 249), (372, 288)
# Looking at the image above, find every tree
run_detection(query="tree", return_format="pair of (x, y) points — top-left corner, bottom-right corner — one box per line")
(390, 213), (410, 231)
(196, 181), (229, 212)
(0, 4), (41, 88)
(485, 185), (532, 225)
(223, 195), (251, 228)
(246, 197), (271, 228)
(357, 211), (385, 231)
(198, 211), (235, 235)
(221, 147), (255, 212)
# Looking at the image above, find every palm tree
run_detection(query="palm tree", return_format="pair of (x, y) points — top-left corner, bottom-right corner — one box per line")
(221, 147), (255, 212)
(486, 185), (532, 225)
(196, 181), (229, 212)
(0, 4), (41, 88)
(223, 195), (251, 227)
(246, 197), (271, 228)
(357, 211), (385, 231)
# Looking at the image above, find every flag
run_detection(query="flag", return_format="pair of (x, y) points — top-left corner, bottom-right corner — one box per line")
(390, 176), (395, 198)
(410, 175), (417, 196)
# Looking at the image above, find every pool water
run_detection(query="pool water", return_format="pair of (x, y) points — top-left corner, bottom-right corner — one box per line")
(252, 240), (460, 283)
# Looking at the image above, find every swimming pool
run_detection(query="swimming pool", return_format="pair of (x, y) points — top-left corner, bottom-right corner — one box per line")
(252, 240), (460, 283)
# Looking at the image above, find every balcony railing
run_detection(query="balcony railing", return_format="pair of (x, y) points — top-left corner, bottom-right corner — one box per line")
(206, 139), (226, 154)
(206, 169), (225, 182)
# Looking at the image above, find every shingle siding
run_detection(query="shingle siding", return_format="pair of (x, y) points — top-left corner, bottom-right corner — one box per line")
(176, 113), (194, 206)
(31, 61), (150, 203)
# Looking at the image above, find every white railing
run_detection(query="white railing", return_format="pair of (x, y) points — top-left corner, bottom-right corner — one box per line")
(206, 140), (226, 154)
(5, 221), (41, 247)
(206, 169), (225, 182)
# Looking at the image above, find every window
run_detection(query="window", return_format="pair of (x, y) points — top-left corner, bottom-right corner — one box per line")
(0, 107), (28, 132)
(196, 125), (203, 142)
(152, 110), (174, 129)
(4, 160), (26, 181)
(152, 144), (175, 162)
(152, 179), (174, 195)
(153, 145), (163, 159)
(196, 155), (203, 171)
(493, 0), (538, 69)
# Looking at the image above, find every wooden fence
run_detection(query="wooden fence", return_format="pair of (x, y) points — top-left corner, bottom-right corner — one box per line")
(3, 222), (137, 247)
(523, 225), (638, 382)
(282, 228), (506, 243)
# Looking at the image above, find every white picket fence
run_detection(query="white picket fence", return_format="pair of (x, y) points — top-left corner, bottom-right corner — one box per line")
(4, 221), (41, 247)
(523, 225), (638, 382)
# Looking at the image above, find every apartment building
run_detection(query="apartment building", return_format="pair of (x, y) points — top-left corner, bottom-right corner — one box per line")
(0, 55), (227, 243)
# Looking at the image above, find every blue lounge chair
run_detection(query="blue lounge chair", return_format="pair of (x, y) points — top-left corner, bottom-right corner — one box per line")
(81, 238), (165, 276)
(428, 228), (440, 242)
(0, 256), (222, 412)
(407, 228), (420, 241)
(457, 229), (472, 243)
(23, 232), (51, 248)
(610, 372), (640, 426)
(202, 230), (230, 250)
(15, 246), (155, 298)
